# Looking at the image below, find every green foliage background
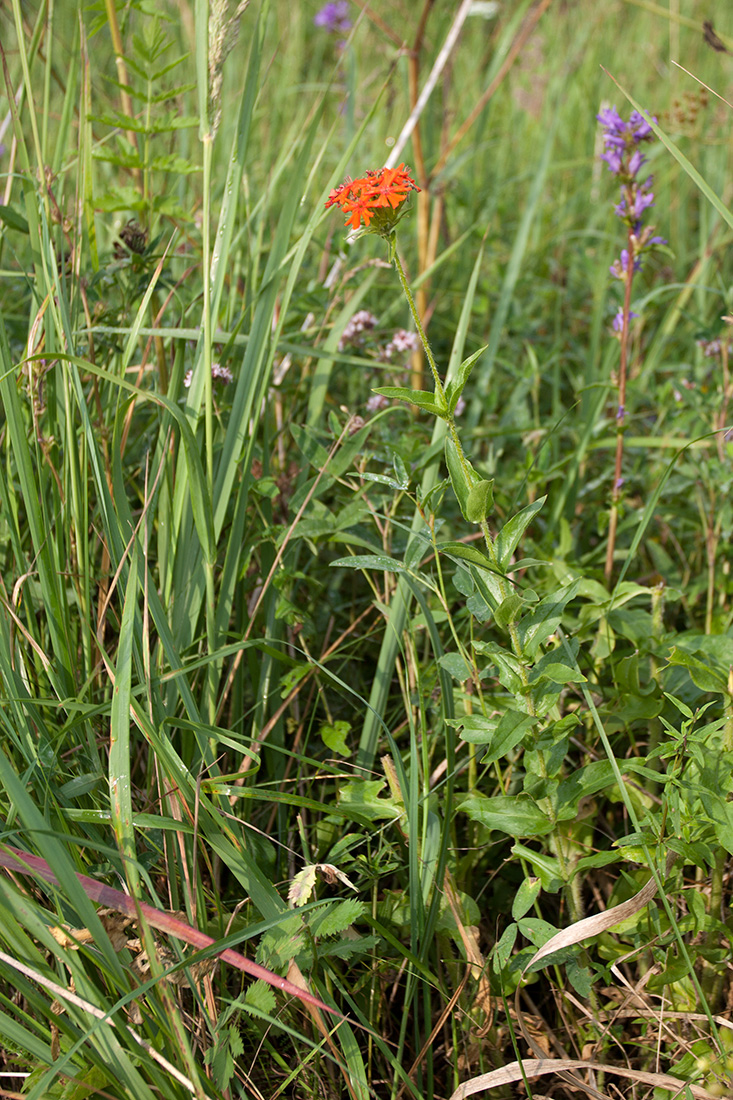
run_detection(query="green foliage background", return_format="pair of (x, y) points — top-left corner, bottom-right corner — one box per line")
(0, 0), (733, 1097)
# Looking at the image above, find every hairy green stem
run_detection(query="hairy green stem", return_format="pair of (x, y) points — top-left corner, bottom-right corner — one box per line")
(392, 245), (534, 711)
(604, 221), (635, 585)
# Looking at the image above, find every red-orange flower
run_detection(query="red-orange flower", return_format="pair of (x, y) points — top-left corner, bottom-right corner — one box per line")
(325, 164), (419, 232)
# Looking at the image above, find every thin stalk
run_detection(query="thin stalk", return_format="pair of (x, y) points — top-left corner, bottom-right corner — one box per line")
(201, 129), (217, 727)
(392, 245), (535, 711)
(407, 1), (431, 393)
(703, 846), (726, 1007)
(604, 223), (634, 585)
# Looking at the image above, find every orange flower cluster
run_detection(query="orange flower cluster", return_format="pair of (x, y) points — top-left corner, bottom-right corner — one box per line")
(325, 164), (420, 231)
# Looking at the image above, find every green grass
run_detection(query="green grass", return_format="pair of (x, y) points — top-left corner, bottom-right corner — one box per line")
(1, 0), (733, 1097)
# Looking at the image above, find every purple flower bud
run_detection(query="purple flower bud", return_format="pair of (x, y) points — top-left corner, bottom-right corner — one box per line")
(314, 1), (351, 32)
(597, 106), (625, 134)
(632, 188), (655, 218)
(630, 110), (656, 138)
(602, 150), (623, 174)
(628, 149), (645, 176)
(609, 249), (641, 280)
(613, 308), (638, 333)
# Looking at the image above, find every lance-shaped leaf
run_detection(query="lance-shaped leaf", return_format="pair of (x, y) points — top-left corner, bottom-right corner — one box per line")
(373, 386), (448, 418)
(445, 436), (480, 520)
(445, 345), (487, 413)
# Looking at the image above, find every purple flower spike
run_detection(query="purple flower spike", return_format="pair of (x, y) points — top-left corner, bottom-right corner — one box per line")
(597, 105), (655, 181)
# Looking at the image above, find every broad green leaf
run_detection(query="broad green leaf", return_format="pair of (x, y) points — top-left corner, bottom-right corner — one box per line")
(517, 581), (579, 659)
(512, 842), (564, 891)
(244, 981), (275, 1012)
(440, 541), (498, 574)
(330, 554), (405, 573)
(310, 899), (364, 938)
(567, 959), (594, 998)
(666, 647), (729, 695)
(337, 780), (403, 823)
(360, 472), (407, 490)
(459, 793), (553, 837)
(493, 923), (518, 969)
(446, 714), (496, 743)
(465, 478), (494, 523)
(0, 204), (29, 233)
(438, 652), (472, 680)
(483, 710), (537, 762)
(450, 709), (535, 763)
(517, 917), (558, 947)
(530, 661), (586, 685)
(290, 422), (329, 469)
(493, 593), (524, 629)
(556, 759), (655, 816)
(511, 877), (541, 920)
(474, 640), (525, 694)
(320, 720), (351, 756)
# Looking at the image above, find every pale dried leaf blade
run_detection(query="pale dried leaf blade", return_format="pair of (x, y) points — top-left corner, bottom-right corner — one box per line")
(286, 959), (329, 1040)
(449, 1057), (721, 1100)
(525, 876), (659, 972)
(288, 865), (318, 907)
(316, 863), (358, 891)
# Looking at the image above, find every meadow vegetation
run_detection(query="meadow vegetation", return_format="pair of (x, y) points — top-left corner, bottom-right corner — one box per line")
(1, 0), (733, 1097)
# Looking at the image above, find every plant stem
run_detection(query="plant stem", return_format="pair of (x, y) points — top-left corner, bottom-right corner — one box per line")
(604, 224), (634, 586)
(201, 128), (217, 727)
(392, 245), (534, 712)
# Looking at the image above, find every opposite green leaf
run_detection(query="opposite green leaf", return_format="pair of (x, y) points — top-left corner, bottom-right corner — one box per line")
(445, 436), (478, 521)
(465, 478), (494, 523)
(373, 385), (448, 418)
(445, 344), (488, 412)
